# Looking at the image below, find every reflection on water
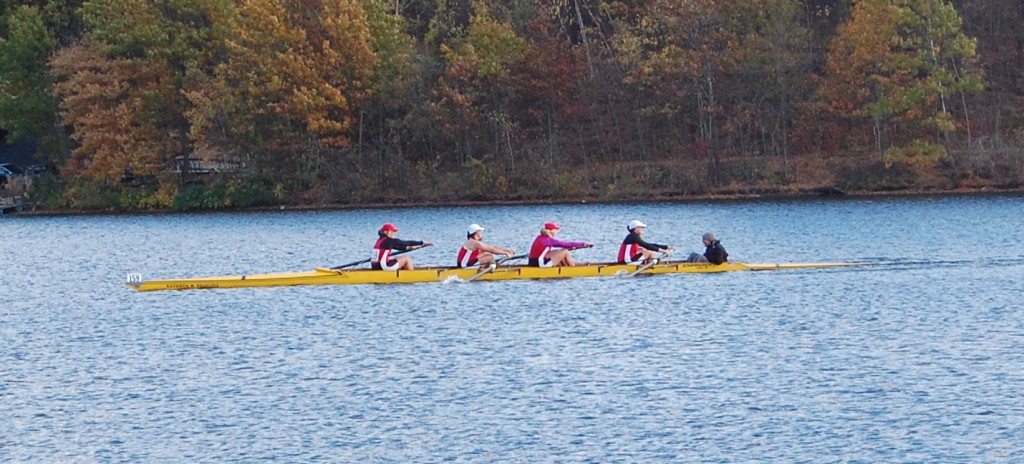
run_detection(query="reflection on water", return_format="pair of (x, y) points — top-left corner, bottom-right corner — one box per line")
(2, 195), (1023, 462)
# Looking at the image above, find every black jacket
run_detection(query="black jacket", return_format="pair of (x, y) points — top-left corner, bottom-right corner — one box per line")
(622, 231), (669, 252)
(377, 237), (424, 251)
(704, 240), (728, 264)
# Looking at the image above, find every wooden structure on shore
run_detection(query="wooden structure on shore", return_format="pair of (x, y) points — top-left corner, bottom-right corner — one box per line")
(0, 195), (29, 216)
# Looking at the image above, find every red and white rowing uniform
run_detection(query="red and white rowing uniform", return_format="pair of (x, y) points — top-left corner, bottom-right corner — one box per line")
(618, 242), (643, 265)
(371, 237), (400, 270)
(456, 245), (480, 267)
(616, 230), (668, 264)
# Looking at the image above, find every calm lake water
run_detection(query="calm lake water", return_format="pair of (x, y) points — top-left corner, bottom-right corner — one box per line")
(2, 195), (1023, 462)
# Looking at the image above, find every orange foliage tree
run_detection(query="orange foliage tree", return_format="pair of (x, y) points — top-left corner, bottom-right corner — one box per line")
(51, 42), (154, 179)
(52, 0), (232, 181)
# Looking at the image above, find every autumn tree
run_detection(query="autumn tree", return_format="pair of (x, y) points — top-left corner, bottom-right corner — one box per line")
(187, 0), (377, 179)
(51, 42), (155, 179)
(955, 0), (1024, 138)
(819, 0), (981, 167)
(432, 1), (524, 168)
(718, 0), (813, 180)
(508, 13), (584, 169)
(51, 0), (231, 181)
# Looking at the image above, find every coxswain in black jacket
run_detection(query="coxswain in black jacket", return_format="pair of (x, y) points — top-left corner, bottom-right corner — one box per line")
(703, 239), (728, 264)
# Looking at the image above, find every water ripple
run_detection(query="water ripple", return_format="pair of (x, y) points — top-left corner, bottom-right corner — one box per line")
(2, 196), (1024, 461)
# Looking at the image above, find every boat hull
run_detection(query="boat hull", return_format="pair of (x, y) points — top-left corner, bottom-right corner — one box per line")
(126, 261), (859, 292)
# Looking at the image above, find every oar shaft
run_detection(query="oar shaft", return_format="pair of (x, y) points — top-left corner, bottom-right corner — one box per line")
(500, 253), (528, 263)
(467, 253), (527, 282)
(467, 263), (497, 282)
(330, 247), (417, 270)
(628, 251), (672, 277)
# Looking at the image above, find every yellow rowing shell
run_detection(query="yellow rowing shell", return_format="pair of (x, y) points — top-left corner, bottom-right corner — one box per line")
(125, 261), (860, 292)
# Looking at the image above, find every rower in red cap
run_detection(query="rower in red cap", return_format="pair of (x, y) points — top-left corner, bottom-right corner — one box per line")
(528, 222), (592, 267)
(371, 223), (432, 271)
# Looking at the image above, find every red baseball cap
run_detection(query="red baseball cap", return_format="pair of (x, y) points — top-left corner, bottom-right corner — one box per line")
(544, 222), (560, 230)
(381, 223), (399, 232)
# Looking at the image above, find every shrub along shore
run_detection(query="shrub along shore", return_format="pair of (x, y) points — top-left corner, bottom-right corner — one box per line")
(16, 151), (1024, 215)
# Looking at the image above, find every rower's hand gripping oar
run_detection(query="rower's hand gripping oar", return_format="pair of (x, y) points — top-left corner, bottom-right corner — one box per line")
(466, 253), (527, 282)
(627, 249), (673, 277)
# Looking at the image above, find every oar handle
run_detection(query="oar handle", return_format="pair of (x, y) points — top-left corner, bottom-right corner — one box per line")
(330, 245), (424, 270)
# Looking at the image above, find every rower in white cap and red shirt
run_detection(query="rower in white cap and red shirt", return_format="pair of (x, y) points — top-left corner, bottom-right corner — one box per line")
(371, 223), (432, 271)
(528, 222), (593, 267)
(618, 220), (674, 265)
(457, 223), (516, 268)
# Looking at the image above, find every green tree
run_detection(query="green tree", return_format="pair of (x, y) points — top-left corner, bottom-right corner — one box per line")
(0, 5), (64, 159)
(820, 0), (981, 167)
(612, 0), (750, 185)
(348, 0), (418, 185)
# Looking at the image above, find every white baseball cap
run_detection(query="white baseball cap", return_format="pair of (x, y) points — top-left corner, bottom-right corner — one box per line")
(628, 220), (647, 230)
(467, 223), (485, 235)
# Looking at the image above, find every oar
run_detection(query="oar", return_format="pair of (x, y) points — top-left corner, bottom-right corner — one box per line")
(627, 250), (672, 277)
(501, 253), (528, 264)
(328, 244), (430, 270)
(467, 253), (527, 282)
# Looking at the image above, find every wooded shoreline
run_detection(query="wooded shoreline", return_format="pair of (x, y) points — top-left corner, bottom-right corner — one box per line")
(4, 0), (1024, 213)
(12, 185), (1022, 217)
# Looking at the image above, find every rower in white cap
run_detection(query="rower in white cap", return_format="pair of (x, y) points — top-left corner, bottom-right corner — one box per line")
(456, 223), (516, 268)
(617, 220), (674, 265)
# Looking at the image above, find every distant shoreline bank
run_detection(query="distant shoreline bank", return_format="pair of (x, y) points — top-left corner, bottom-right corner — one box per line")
(10, 185), (1023, 217)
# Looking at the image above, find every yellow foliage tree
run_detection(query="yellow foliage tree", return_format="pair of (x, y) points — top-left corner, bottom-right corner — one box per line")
(188, 0), (377, 173)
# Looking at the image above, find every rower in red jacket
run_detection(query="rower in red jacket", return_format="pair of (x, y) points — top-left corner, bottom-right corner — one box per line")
(528, 222), (592, 267)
